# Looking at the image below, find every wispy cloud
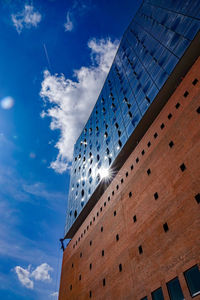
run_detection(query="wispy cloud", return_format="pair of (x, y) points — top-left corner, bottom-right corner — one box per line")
(11, 4), (42, 34)
(64, 0), (92, 32)
(40, 37), (119, 173)
(64, 12), (73, 32)
(50, 291), (58, 299)
(15, 263), (53, 289)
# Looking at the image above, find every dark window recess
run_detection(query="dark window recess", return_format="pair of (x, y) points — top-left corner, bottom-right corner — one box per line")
(89, 263), (92, 270)
(133, 215), (137, 223)
(103, 278), (106, 286)
(79, 274), (82, 281)
(73, 245), (75, 249)
(169, 141), (174, 148)
(90, 221), (92, 226)
(147, 168), (151, 175)
(93, 217), (95, 222)
(104, 202), (106, 207)
(78, 237), (80, 242)
(129, 192), (132, 198)
(195, 193), (200, 204)
(119, 264), (122, 272)
(136, 157), (139, 163)
(108, 196), (110, 201)
(72, 263), (74, 268)
(70, 284), (72, 291)
(97, 212), (99, 217)
(131, 164), (134, 170)
(180, 163), (186, 172)
(80, 252), (82, 258)
(175, 102), (180, 109)
(116, 234), (119, 241)
(147, 141), (151, 147)
(192, 78), (198, 85)
(154, 132), (158, 139)
(121, 178), (124, 184)
(163, 222), (169, 232)
(100, 207), (102, 212)
(154, 192), (159, 200)
(196, 106), (200, 114)
(184, 265), (200, 297)
(114, 210), (117, 216)
(74, 210), (77, 218)
(87, 225), (89, 230)
(126, 171), (129, 177)
(101, 226), (103, 232)
(89, 291), (92, 298)
(160, 123), (165, 129)
(167, 277), (184, 300)
(90, 240), (92, 246)
(141, 150), (145, 156)
(138, 245), (143, 254)
(168, 113), (173, 120)
(112, 191), (114, 196)
(151, 287), (164, 300)
(116, 185), (119, 190)
(102, 250), (104, 257)
(140, 297), (148, 300)
(183, 91), (189, 98)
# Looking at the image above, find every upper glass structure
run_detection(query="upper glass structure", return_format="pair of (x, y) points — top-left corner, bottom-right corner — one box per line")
(65, 0), (200, 235)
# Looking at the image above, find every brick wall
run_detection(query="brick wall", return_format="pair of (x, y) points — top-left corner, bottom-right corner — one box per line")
(58, 57), (200, 300)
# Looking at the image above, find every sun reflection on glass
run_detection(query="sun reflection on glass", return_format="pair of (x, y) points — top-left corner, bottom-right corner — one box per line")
(99, 168), (110, 179)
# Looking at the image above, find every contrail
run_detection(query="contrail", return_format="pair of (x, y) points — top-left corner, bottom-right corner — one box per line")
(43, 43), (52, 71)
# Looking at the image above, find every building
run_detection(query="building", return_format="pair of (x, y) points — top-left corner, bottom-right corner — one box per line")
(59, 0), (200, 299)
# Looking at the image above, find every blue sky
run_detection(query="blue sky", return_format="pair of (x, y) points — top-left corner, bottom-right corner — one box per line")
(0, 0), (141, 299)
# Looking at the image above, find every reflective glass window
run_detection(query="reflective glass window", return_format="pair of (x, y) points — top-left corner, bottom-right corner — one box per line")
(151, 287), (164, 300)
(184, 265), (200, 297)
(167, 277), (184, 300)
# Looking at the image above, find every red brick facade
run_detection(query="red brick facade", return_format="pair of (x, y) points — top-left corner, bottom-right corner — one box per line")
(59, 57), (200, 300)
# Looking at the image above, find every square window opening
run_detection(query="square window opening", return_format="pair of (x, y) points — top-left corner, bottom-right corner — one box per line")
(195, 193), (200, 204)
(192, 78), (198, 86)
(138, 245), (143, 254)
(168, 113), (172, 120)
(154, 132), (158, 139)
(183, 91), (189, 98)
(180, 163), (186, 172)
(163, 222), (169, 232)
(154, 192), (159, 200)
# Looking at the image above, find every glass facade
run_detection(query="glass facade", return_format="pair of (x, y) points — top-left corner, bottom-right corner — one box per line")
(65, 0), (200, 235)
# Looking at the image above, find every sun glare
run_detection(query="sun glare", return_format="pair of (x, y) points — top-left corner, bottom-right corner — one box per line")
(99, 168), (110, 179)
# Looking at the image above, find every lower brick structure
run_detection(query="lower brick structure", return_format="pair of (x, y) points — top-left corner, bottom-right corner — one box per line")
(59, 57), (200, 300)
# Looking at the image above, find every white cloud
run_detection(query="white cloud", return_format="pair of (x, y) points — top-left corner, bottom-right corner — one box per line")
(15, 265), (33, 289)
(40, 38), (119, 173)
(15, 263), (53, 289)
(64, 12), (73, 32)
(0, 96), (14, 110)
(11, 5), (42, 34)
(31, 263), (53, 282)
(50, 292), (58, 299)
